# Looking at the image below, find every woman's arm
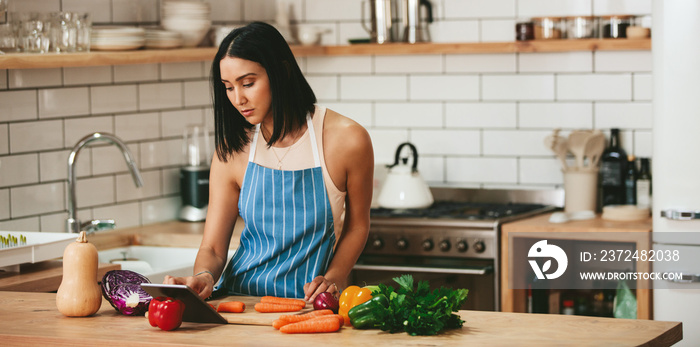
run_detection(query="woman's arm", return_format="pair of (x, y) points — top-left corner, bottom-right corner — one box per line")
(164, 155), (241, 299)
(304, 114), (374, 301)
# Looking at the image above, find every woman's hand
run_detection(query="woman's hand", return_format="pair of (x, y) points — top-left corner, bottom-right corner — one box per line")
(163, 273), (215, 300)
(303, 275), (340, 302)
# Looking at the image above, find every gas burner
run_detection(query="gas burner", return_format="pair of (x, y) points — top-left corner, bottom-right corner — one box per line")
(371, 201), (549, 220)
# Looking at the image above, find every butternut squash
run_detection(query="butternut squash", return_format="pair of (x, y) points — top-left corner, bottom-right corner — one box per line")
(56, 231), (103, 317)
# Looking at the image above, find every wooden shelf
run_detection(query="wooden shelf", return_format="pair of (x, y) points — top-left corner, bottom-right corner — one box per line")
(0, 39), (650, 70)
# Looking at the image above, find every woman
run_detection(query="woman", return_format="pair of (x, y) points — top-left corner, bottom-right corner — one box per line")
(165, 22), (373, 303)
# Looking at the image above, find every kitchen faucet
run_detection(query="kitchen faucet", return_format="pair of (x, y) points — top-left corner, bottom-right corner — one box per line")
(66, 132), (144, 233)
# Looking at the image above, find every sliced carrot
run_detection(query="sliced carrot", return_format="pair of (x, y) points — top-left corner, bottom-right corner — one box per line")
(260, 296), (306, 308)
(278, 309), (333, 323)
(254, 302), (304, 313)
(217, 301), (246, 313)
(279, 315), (341, 334)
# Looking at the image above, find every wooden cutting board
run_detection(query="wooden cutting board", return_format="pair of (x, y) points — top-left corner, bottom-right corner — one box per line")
(210, 296), (313, 325)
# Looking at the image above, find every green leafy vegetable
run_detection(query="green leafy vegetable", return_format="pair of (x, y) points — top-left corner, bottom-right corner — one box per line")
(374, 274), (469, 336)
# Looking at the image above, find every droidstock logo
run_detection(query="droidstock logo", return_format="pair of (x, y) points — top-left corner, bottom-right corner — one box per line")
(528, 240), (568, 280)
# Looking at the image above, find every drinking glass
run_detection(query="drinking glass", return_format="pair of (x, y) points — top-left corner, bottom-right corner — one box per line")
(19, 18), (49, 53)
(0, 23), (17, 53)
(49, 12), (77, 53)
(73, 12), (90, 52)
(0, 0), (7, 20)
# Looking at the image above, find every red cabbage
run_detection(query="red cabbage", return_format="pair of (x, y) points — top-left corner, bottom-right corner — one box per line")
(101, 269), (152, 315)
(111, 282), (152, 316)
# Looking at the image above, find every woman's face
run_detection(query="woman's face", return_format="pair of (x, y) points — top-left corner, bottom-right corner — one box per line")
(220, 56), (272, 125)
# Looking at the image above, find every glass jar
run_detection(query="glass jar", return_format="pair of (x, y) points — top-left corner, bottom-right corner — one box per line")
(532, 17), (564, 40)
(564, 16), (597, 39)
(515, 21), (534, 41)
(626, 15), (651, 39)
(600, 15), (633, 39)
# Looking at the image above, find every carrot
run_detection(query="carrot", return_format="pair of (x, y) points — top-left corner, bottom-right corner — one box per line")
(279, 315), (341, 334)
(260, 296), (306, 308)
(254, 303), (304, 313)
(278, 309), (333, 323)
(274, 314), (343, 331)
(327, 314), (344, 327)
(272, 309), (334, 329)
(217, 301), (246, 313)
(272, 319), (288, 330)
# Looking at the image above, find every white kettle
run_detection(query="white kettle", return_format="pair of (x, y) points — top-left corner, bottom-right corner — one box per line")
(377, 142), (434, 209)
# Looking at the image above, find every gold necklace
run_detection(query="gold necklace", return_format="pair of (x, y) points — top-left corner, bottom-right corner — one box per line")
(262, 125), (293, 170)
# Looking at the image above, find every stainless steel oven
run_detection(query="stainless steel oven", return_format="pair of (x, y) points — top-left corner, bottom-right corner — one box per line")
(350, 188), (562, 311)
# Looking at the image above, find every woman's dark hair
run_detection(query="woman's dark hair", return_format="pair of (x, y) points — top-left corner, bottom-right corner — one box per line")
(211, 21), (316, 161)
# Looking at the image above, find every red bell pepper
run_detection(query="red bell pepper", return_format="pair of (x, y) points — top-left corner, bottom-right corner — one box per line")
(148, 296), (185, 331)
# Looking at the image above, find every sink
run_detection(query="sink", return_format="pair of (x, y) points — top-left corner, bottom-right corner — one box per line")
(97, 246), (199, 284)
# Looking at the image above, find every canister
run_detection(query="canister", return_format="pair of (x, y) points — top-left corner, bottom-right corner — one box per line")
(600, 15), (633, 38)
(532, 17), (564, 40)
(564, 16), (597, 39)
(515, 21), (534, 41)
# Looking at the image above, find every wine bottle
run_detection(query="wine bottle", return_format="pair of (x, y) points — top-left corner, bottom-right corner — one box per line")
(624, 155), (637, 205)
(636, 158), (652, 209)
(600, 129), (628, 206)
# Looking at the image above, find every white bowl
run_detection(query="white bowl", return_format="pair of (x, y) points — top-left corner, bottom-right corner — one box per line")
(296, 25), (329, 46)
(161, 18), (210, 47)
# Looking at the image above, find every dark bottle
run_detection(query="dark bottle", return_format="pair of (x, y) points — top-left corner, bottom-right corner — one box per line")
(624, 155), (637, 205)
(528, 277), (549, 314)
(600, 129), (628, 206)
(636, 158), (652, 208)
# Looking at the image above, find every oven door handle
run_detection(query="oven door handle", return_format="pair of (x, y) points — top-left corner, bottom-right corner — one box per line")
(352, 264), (492, 275)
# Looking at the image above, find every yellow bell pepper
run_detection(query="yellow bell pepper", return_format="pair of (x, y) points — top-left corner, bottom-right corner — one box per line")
(338, 285), (373, 325)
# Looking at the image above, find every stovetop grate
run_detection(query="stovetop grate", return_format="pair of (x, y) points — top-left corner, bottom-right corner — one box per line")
(370, 201), (550, 220)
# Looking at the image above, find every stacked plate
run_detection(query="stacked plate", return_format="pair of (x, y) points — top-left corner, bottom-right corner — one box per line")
(161, 0), (211, 47)
(91, 26), (145, 51)
(145, 29), (183, 49)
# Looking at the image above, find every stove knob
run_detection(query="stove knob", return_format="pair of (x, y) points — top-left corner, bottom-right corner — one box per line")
(422, 239), (434, 251)
(456, 240), (468, 252)
(372, 238), (384, 250)
(473, 240), (486, 253)
(439, 240), (451, 252)
(396, 238), (409, 250)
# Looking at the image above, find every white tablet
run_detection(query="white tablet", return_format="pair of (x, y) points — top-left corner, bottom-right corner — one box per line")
(140, 283), (228, 324)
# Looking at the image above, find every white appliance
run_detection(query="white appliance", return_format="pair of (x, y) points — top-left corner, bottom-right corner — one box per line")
(652, 1), (700, 345)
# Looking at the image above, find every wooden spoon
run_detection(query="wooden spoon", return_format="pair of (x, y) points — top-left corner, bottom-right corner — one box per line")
(583, 132), (606, 169)
(544, 134), (568, 170)
(568, 130), (593, 169)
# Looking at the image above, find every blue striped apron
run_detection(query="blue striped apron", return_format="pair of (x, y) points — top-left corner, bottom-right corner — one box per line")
(215, 115), (335, 298)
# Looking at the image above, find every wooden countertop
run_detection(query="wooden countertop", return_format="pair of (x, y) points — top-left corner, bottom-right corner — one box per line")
(0, 291), (682, 346)
(502, 212), (652, 234)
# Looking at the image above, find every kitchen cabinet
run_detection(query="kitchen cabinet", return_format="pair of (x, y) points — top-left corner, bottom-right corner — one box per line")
(0, 291), (681, 346)
(0, 262), (119, 292)
(501, 212), (653, 319)
(0, 39), (650, 70)
(0, 221), (241, 293)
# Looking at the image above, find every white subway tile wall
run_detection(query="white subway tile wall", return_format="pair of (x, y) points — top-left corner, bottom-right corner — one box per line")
(0, 0), (652, 231)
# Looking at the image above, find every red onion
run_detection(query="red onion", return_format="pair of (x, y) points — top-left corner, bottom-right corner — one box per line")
(313, 292), (339, 313)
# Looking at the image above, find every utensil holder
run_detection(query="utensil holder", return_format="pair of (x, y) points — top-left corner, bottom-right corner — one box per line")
(563, 169), (598, 213)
